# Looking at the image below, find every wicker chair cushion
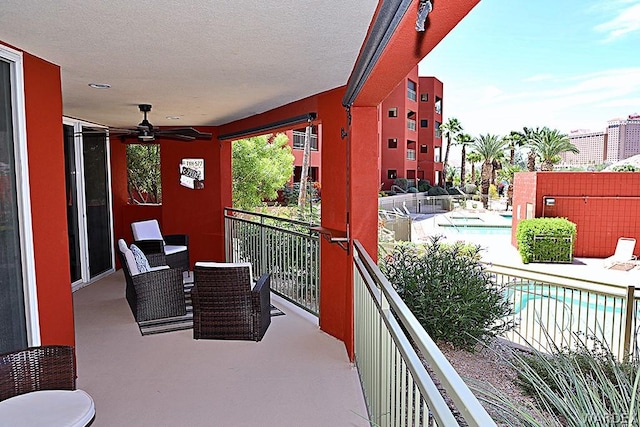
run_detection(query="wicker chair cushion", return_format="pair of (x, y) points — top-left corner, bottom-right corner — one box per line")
(117, 239), (139, 275)
(165, 245), (188, 255)
(130, 244), (151, 273)
(194, 261), (254, 287)
(131, 219), (165, 243)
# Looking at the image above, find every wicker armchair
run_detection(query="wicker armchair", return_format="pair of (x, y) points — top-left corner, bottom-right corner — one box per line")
(117, 239), (186, 322)
(131, 219), (190, 272)
(192, 262), (271, 341)
(0, 345), (95, 426)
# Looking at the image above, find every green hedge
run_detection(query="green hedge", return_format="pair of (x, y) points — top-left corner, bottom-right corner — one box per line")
(516, 218), (577, 264)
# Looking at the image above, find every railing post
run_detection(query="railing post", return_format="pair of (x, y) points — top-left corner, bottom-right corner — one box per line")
(260, 215), (267, 277)
(623, 284), (635, 358)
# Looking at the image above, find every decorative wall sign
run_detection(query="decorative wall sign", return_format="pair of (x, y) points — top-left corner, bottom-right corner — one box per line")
(180, 158), (204, 189)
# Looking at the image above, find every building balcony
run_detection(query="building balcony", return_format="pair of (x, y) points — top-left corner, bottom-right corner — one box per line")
(72, 270), (369, 426)
(292, 131), (319, 150)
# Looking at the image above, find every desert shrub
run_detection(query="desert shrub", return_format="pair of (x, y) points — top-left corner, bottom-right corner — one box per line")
(394, 178), (409, 191)
(486, 333), (640, 427)
(489, 184), (499, 199)
(447, 187), (464, 196)
(407, 186), (418, 193)
(379, 237), (513, 351)
(463, 183), (477, 194)
(418, 179), (431, 192)
(427, 186), (448, 196)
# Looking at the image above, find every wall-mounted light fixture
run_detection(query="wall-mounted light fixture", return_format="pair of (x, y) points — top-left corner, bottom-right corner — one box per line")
(544, 198), (556, 206)
(416, 0), (433, 32)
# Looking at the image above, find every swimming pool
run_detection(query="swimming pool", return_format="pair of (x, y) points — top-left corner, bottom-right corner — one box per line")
(438, 224), (512, 235)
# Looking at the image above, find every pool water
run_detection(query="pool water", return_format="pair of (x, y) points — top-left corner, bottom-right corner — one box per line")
(438, 224), (512, 235)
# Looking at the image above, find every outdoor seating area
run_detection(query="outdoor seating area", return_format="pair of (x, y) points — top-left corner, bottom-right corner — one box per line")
(0, 345), (95, 426)
(71, 271), (368, 426)
(604, 237), (638, 270)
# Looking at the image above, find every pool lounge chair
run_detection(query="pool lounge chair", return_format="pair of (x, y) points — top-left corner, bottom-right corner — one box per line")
(604, 237), (637, 269)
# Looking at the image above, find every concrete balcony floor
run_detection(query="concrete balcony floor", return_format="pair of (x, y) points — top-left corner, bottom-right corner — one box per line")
(73, 270), (368, 426)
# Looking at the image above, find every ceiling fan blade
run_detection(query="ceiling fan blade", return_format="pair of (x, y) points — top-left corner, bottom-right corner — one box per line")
(156, 127), (212, 140)
(154, 132), (196, 141)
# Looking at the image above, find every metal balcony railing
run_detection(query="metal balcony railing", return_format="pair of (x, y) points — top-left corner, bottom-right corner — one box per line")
(487, 262), (640, 361)
(224, 208), (320, 314)
(406, 149), (416, 160)
(353, 241), (496, 426)
(292, 131), (318, 150)
(407, 119), (416, 131)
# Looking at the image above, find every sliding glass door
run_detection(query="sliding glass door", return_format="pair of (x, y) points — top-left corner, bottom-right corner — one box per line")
(63, 122), (114, 288)
(0, 57), (27, 353)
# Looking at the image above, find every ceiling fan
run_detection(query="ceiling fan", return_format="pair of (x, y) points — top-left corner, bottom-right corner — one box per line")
(82, 104), (212, 143)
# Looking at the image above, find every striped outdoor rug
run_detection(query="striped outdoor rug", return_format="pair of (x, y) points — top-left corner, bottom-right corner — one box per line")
(138, 282), (285, 336)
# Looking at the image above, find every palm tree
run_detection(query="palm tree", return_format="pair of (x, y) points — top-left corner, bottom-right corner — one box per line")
(503, 130), (528, 165)
(455, 133), (473, 186)
(527, 127), (579, 171)
(466, 151), (483, 186)
(439, 117), (463, 187)
(468, 134), (509, 208)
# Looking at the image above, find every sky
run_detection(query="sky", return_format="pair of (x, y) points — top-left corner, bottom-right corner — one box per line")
(418, 0), (640, 139)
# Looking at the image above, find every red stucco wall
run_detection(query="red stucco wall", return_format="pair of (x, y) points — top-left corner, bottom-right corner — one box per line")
(512, 172), (640, 258)
(22, 50), (75, 347)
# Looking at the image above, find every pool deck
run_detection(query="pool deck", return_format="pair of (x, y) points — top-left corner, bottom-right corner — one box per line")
(411, 210), (640, 288)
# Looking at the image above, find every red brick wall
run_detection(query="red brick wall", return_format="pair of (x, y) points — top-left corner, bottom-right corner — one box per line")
(512, 172), (640, 258)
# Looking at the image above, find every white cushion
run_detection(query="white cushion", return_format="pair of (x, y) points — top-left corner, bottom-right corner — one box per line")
(195, 261), (254, 287)
(0, 389), (95, 427)
(131, 219), (164, 242)
(164, 245), (187, 256)
(118, 239), (139, 275)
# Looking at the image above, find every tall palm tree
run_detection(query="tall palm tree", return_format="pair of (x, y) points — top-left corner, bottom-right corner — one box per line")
(527, 127), (579, 171)
(439, 117), (463, 187)
(468, 134), (509, 208)
(503, 130), (527, 165)
(455, 133), (473, 186)
(466, 151), (483, 186)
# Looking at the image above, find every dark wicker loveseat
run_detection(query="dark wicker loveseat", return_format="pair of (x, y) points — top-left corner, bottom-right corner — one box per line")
(117, 239), (186, 322)
(192, 262), (271, 341)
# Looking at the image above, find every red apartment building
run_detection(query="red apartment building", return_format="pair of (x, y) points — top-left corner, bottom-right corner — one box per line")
(380, 67), (443, 190)
(285, 125), (322, 184)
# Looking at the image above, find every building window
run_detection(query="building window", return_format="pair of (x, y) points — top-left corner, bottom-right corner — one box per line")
(388, 138), (398, 149)
(420, 93), (428, 102)
(407, 149), (416, 160)
(435, 121), (442, 138)
(388, 108), (398, 118)
(420, 145), (428, 153)
(435, 96), (442, 114)
(388, 170), (397, 180)
(407, 80), (417, 101)
(434, 147), (441, 163)
(407, 119), (416, 131)
(420, 119), (428, 128)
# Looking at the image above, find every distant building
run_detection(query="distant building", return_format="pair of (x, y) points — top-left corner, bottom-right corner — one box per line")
(606, 115), (640, 163)
(561, 114), (640, 167)
(379, 66), (443, 190)
(563, 130), (606, 166)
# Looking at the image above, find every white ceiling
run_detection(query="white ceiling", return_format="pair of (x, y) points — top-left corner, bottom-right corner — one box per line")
(0, 0), (379, 128)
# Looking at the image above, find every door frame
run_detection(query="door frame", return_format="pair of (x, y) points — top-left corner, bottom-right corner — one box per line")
(62, 118), (115, 291)
(1, 43), (40, 346)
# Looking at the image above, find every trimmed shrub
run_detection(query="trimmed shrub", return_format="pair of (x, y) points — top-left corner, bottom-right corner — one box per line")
(463, 183), (477, 194)
(427, 186), (448, 196)
(418, 179), (431, 192)
(393, 178), (409, 191)
(407, 186), (418, 193)
(380, 237), (513, 351)
(516, 218), (577, 264)
(447, 187), (464, 196)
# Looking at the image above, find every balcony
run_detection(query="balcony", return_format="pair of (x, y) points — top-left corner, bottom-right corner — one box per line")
(407, 149), (416, 160)
(292, 131), (318, 150)
(407, 119), (416, 131)
(72, 271), (369, 426)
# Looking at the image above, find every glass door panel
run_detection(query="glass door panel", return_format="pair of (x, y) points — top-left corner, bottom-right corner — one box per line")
(0, 59), (27, 353)
(63, 124), (82, 283)
(82, 129), (112, 278)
